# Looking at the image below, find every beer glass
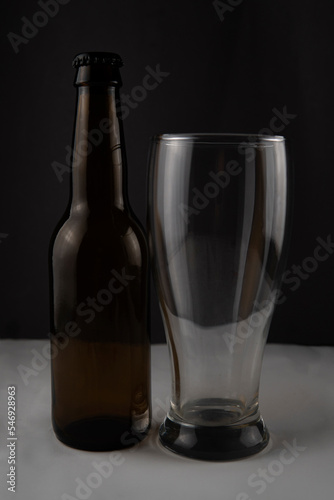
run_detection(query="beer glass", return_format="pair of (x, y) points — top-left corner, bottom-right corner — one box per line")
(148, 134), (291, 460)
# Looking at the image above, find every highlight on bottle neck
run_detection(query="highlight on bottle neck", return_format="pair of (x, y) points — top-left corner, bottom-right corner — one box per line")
(72, 52), (123, 87)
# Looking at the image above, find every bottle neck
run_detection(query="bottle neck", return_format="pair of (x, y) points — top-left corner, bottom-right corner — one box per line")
(71, 85), (127, 214)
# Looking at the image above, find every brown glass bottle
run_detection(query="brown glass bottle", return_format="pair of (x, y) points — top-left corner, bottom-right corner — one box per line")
(49, 52), (150, 451)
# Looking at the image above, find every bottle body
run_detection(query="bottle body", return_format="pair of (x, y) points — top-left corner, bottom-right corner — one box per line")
(50, 53), (150, 451)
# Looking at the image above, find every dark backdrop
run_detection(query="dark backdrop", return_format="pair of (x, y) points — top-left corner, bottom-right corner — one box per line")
(1, 0), (334, 344)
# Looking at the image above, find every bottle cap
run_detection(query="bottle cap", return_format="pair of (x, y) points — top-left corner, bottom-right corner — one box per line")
(73, 52), (123, 86)
(72, 52), (123, 69)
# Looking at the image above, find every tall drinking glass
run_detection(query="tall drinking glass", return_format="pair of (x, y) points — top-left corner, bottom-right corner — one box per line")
(148, 134), (291, 460)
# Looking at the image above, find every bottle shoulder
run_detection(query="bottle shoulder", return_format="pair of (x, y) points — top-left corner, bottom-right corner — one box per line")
(56, 207), (144, 235)
(52, 208), (148, 265)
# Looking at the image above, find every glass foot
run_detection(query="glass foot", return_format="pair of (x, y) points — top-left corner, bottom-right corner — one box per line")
(159, 414), (269, 461)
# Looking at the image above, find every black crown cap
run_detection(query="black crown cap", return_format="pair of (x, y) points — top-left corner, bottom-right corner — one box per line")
(72, 52), (123, 69)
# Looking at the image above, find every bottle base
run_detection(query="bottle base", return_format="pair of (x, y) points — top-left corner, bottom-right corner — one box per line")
(53, 415), (150, 452)
(159, 414), (269, 461)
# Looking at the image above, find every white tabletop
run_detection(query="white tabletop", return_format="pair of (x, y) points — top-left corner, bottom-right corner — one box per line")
(0, 340), (333, 500)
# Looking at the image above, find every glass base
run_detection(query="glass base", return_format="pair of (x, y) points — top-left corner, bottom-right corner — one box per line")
(159, 414), (269, 461)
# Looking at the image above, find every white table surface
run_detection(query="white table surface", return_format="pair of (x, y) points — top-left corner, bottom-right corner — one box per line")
(0, 340), (333, 500)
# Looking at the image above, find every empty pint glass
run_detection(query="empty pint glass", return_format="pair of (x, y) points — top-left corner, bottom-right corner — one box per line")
(148, 134), (291, 460)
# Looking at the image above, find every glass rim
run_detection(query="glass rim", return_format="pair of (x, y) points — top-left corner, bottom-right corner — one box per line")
(151, 133), (286, 145)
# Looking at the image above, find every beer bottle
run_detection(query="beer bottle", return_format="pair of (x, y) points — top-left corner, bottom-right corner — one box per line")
(49, 52), (151, 451)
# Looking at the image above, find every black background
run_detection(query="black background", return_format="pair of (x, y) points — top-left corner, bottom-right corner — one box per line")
(1, 0), (334, 344)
